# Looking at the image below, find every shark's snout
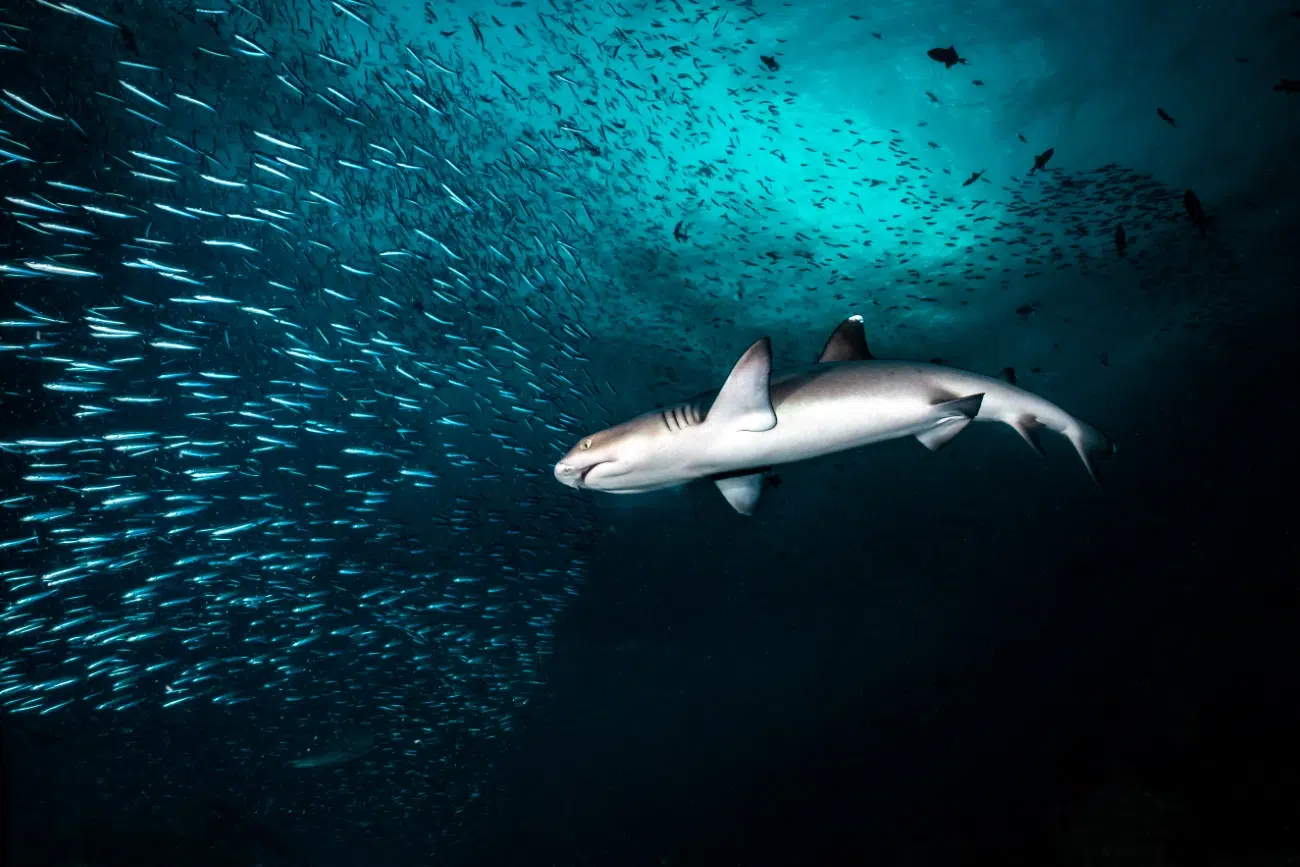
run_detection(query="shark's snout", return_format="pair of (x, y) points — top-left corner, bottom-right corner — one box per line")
(553, 461), (581, 488)
(555, 460), (613, 489)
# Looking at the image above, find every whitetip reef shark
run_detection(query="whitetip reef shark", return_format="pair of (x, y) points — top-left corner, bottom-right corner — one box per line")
(554, 316), (1116, 515)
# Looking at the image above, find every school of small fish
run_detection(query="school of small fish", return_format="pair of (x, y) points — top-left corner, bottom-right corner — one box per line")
(0, 0), (615, 839)
(0, 0), (1281, 848)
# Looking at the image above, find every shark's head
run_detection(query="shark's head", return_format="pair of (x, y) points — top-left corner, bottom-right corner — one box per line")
(554, 337), (782, 496)
(553, 412), (685, 494)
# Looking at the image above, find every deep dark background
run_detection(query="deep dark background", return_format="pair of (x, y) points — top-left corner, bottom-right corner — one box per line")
(3, 270), (1298, 867)
(3, 0), (1300, 862)
(464, 291), (1299, 866)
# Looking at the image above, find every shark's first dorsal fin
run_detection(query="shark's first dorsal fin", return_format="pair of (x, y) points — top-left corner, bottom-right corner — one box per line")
(817, 315), (875, 363)
(709, 337), (777, 432)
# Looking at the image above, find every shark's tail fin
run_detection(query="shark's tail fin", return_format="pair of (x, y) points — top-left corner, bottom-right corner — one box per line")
(1067, 420), (1116, 487)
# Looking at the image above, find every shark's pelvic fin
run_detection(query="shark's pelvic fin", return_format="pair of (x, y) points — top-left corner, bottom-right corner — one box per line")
(817, 314), (875, 363)
(713, 470), (765, 515)
(915, 393), (985, 451)
(709, 337), (777, 432)
(1010, 415), (1047, 456)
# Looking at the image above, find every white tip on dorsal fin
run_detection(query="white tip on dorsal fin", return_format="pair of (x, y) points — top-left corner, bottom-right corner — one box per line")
(708, 337), (777, 432)
(714, 471), (764, 515)
(817, 314), (874, 363)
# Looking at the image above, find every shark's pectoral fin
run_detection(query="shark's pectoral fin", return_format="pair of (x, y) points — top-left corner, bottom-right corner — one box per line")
(915, 393), (985, 452)
(1010, 415), (1047, 456)
(709, 337), (777, 432)
(916, 418), (973, 451)
(817, 314), (875, 363)
(713, 470), (765, 515)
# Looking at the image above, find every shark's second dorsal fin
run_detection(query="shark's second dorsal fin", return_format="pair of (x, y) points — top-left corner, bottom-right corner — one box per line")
(817, 315), (875, 363)
(709, 337), (777, 432)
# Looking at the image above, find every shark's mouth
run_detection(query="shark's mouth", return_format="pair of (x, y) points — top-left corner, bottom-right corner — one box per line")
(579, 461), (613, 485)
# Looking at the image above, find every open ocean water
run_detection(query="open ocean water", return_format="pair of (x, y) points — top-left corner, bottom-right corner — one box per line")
(0, 0), (1296, 864)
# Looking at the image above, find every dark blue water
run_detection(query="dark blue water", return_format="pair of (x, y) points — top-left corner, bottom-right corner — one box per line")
(1, 0), (1296, 864)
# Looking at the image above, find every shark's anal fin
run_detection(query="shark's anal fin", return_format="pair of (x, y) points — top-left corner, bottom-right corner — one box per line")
(915, 393), (985, 451)
(713, 470), (765, 515)
(1011, 415), (1047, 456)
(817, 314), (875, 363)
(1068, 422), (1117, 487)
(708, 336), (777, 432)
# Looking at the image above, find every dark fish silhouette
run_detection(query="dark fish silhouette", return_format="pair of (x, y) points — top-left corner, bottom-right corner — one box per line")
(1274, 79), (1300, 94)
(1156, 107), (1176, 127)
(962, 169), (985, 186)
(672, 220), (688, 242)
(1017, 133), (1027, 143)
(926, 46), (967, 68)
(1029, 147), (1055, 174)
(1183, 190), (1211, 234)
(760, 54), (779, 71)
(1114, 223), (1127, 257)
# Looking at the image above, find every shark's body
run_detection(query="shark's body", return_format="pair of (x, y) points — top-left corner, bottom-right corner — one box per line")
(554, 317), (1115, 514)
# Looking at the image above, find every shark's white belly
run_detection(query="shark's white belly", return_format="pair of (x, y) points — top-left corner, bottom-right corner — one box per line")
(703, 392), (934, 472)
(693, 361), (1067, 477)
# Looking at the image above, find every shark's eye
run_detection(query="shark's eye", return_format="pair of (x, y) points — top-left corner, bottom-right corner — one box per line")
(579, 439), (592, 450)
